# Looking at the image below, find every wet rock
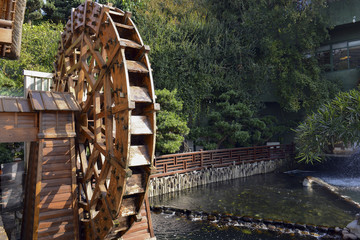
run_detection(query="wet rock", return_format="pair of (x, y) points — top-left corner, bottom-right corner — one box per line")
(175, 211), (183, 216)
(283, 221), (294, 229)
(316, 225), (328, 233)
(335, 227), (342, 233)
(252, 218), (262, 224)
(163, 209), (175, 215)
(343, 233), (358, 240)
(267, 224), (276, 231)
(207, 215), (217, 221)
(241, 216), (253, 222)
(328, 227), (336, 234)
(306, 224), (317, 232)
(346, 220), (360, 238)
(187, 214), (194, 220)
(272, 220), (283, 226)
(151, 206), (163, 213)
(263, 219), (273, 224)
(294, 223), (306, 231)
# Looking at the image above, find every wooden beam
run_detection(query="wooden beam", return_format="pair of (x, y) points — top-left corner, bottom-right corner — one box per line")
(84, 34), (106, 68)
(65, 33), (83, 56)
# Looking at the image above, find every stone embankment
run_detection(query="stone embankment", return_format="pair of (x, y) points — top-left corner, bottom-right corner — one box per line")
(151, 206), (343, 239)
(149, 159), (289, 197)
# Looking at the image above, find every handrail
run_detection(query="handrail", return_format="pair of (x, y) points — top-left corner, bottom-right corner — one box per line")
(152, 144), (295, 178)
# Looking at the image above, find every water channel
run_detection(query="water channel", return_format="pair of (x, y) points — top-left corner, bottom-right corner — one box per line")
(150, 162), (360, 239)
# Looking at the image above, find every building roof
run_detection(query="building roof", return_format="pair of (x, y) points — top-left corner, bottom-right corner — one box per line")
(28, 91), (81, 111)
(0, 97), (32, 112)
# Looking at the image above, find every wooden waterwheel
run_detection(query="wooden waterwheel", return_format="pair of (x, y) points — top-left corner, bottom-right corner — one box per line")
(52, 1), (158, 239)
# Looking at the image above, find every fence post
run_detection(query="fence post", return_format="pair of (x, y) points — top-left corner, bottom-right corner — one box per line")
(200, 149), (203, 167)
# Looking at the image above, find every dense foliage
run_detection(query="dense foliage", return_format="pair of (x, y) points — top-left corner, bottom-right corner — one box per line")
(240, 0), (339, 112)
(0, 0), (341, 154)
(294, 89), (360, 164)
(194, 90), (273, 149)
(155, 89), (190, 154)
(0, 22), (63, 96)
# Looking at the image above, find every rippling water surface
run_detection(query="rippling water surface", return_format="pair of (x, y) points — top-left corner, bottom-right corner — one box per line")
(150, 173), (357, 227)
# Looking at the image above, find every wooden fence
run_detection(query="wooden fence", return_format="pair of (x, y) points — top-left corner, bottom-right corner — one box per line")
(153, 144), (295, 178)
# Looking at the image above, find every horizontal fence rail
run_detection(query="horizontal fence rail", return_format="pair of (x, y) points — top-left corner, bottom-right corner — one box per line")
(153, 144), (295, 178)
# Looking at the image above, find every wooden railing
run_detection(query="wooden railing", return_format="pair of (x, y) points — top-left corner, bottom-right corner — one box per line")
(152, 144), (295, 178)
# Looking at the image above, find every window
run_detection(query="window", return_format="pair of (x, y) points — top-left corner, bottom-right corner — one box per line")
(349, 45), (360, 68)
(333, 48), (348, 71)
(317, 40), (360, 71)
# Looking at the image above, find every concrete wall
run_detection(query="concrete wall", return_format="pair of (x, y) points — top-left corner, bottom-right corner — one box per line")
(149, 158), (289, 197)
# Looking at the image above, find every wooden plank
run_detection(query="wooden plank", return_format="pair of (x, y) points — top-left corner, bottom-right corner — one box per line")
(70, 138), (80, 240)
(129, 146), (150, 167)
(0, 127), (38, 143)
(39, 185), (72, 196)
(51, 92), (70, 110)
(0, 99), (3, 112)
(40, 92), (58, 110)
(131, 116), (152, 135)
(38, 223), (74, 238)
(38, 215), (73, 229)
(38, 198), (73, 210)
(126, 60), (149, 74)
(130, 86), (152, 103)
(42, 162), (71, 172)
(39, 192), (72, 205)
(3, 98), (19, 112)
(42, 170), (72, 180)
(125, 173), (145, 195)
(33, 139), (44, 239)
(0, 28), (12, 44)
(63, 93), (81, 111)
(120, 197), (137, 217)
(29, 91), (45, 110)
(119, 38), (142, 49)
(115, 22), (134, 30)
(41, 179), (72, 188)
(145, 196), (155, 237)
(94, 91), (101, 142)
(17, 99), (32, 112)
(39, 209), (74, 221)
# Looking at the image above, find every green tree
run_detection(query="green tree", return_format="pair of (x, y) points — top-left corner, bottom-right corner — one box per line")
(195, 90), (273, 149)
(155, 89), (190, 154)
(24, 0), (43, 23)
(294, 89), (360, 164)
(43, 0), (82, 23)
(0, 22), (63, 95)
